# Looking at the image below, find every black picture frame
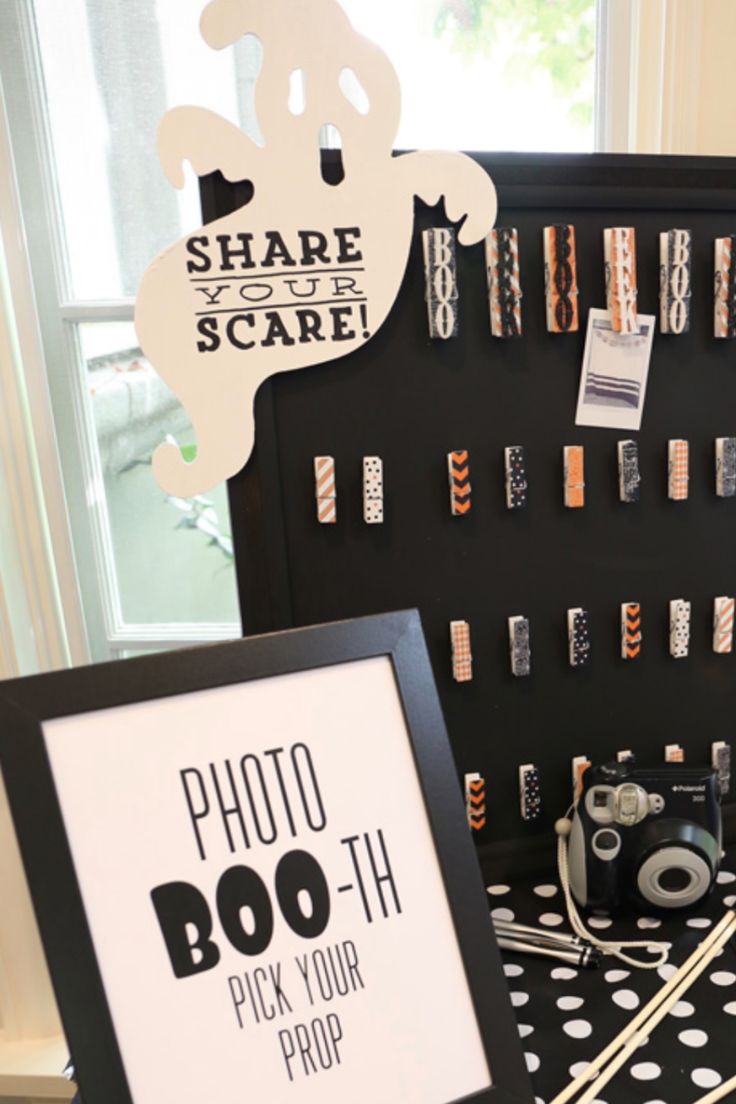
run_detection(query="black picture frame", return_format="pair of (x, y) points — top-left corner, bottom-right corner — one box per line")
(0, 609), (532, 1104)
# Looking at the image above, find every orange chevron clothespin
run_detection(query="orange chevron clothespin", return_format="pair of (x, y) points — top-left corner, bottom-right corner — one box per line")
(448, 450), (471, 515)
(464, 773), (486, 831)
(621, 602), (642, 660)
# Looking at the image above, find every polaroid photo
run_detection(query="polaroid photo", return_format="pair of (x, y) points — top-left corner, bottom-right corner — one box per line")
(575, 308), (655, 431)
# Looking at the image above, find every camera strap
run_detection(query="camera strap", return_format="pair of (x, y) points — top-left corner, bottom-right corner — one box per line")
(556, 814), (671, 970)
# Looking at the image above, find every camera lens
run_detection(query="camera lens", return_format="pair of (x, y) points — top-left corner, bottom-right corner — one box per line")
(656, 867), (693, 894)
(637, 846), (712, 909)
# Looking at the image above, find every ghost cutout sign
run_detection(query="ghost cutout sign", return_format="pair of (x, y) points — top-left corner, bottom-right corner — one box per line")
(135, 0), (498, 497)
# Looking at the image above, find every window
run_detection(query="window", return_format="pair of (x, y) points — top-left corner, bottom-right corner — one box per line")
(1, 0), (252, 663)
(343, 0), (597, 152)
(0, 0), (599, 667)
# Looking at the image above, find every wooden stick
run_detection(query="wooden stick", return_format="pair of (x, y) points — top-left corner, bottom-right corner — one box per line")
(573, 915), (736, 1104)
(692, 1073), (736, 1104)
(549, 911), (736, 1104)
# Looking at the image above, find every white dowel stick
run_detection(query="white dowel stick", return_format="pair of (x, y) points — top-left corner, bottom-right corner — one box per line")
(573, 916), (736, 1104)
(550, 911), (735, 1104)
(693, 1073), (736, 1104)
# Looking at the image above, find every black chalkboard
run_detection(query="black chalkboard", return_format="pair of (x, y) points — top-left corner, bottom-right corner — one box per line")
(210, 153), (736, 853)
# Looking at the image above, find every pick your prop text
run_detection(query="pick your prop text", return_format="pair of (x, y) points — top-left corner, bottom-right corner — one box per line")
(148, 741), (403, 1083)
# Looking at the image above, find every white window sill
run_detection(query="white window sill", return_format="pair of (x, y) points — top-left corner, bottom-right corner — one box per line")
(0, 1036), (74, 1101)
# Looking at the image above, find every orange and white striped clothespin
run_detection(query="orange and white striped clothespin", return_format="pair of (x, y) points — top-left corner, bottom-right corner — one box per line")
(604, 227), (638, 334)
(314, 455), (336, 524)
(668, 439), (689, 501)
(715, 236), (736, 338)
(450, 620), (473, 682)
(713, 596), (735, 654)
(665, 744), (685, 763)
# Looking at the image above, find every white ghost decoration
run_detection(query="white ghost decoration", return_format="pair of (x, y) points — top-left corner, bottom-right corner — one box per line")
(135, 0), (498, 496)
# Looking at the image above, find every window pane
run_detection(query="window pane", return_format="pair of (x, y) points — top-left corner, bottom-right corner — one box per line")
(79, 322), (240, 627)
(340, 0), (596, 151)
(33, 0), (248, 299)
(33, 0), (596, 301)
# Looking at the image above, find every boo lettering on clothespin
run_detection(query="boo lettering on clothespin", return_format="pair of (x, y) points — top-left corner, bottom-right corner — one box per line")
(544, 224), (579, 333)
(713, 596), (735, 654)
(670, 599), (691, 658)
(564, 446), (585, 508)
(668, 439), (689, 501)
(450, 620), (473, 683)
(715, 437), (736, 497)
(362, 456), (383, 524)
(464, 773), (486, 832)
(314, 456), (336, 524)
(519, 764), (541, 822)
(618, 440), (641, 503)
(422, 228), (458, 340)
(486, 227), (522, 338)
(604, 227), (638, 334)
(621, 602), (642, 660)
(714, 235), (736, 338)
(660, 229), (692, 334)
(508, 615), (531, 677)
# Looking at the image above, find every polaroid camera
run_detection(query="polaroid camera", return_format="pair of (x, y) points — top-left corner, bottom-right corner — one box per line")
(568, 761), (723, 912)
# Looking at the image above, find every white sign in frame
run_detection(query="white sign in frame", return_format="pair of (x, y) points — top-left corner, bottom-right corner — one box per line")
(0, 612), (531, 1104)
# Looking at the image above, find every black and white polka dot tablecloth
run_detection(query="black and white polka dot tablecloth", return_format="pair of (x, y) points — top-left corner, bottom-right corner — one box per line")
(487, 858), (736, 1104)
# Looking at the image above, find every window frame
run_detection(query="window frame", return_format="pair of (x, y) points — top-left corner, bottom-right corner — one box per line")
(0, 0), (242, 665)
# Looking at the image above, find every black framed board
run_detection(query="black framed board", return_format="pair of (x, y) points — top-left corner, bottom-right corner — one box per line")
(214, 153), (736, 857)
(0, 610), (532, 1104)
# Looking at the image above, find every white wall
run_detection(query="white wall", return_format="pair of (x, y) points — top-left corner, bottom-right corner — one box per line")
(695, 0), (736, 155)
(616, 0), (736, 156)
